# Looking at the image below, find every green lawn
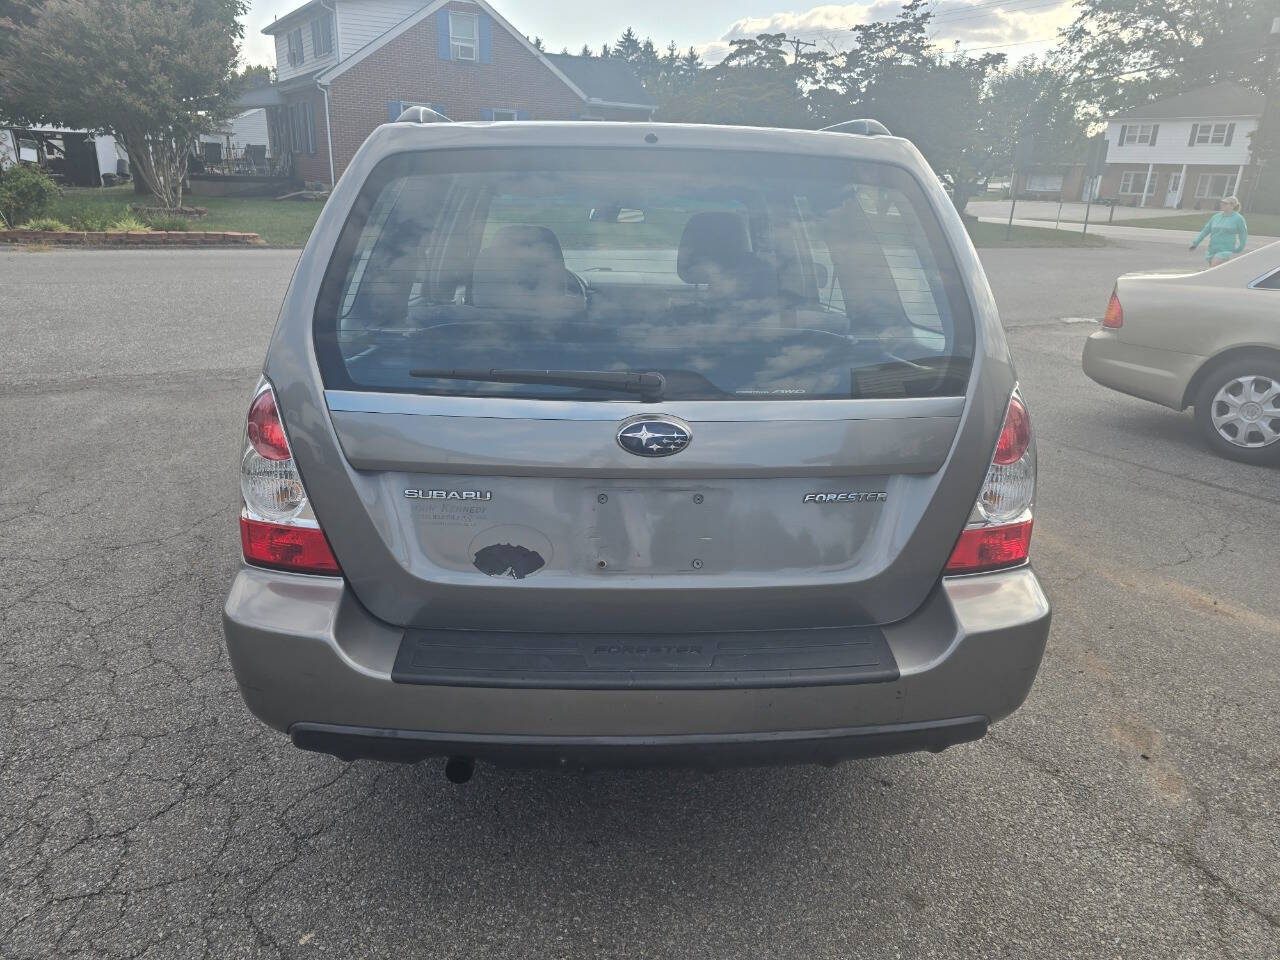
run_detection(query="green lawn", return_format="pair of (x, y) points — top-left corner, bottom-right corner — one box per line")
(1111, 211), (1280, 237)
(48, 185), (324, 247)
(965, 220), (1109, 248)
(43, 187), (1110, 250)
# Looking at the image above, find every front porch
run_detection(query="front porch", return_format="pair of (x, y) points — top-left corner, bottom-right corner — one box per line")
(1099, 163), (1250, 211)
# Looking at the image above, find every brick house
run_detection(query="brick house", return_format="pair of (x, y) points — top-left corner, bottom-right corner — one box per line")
(1099, 83), (1264, 210)
(255, 0), (655, 185)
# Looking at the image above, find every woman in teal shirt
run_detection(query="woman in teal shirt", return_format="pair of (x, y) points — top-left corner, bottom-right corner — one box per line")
(1190, 196), (1248, 264)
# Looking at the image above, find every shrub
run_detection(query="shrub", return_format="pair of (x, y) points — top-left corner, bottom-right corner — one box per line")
(63, 207), (117, 230)
(19, 217), (71, 231)
(0, 164), (60, 226)
(145, 214), (190, 231)
(108, 215), (150, 232)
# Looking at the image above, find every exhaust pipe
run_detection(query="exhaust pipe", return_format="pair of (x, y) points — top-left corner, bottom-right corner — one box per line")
(444, 756), (475, 784)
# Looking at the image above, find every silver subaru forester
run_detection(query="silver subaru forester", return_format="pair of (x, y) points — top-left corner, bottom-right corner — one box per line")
(223, 119), (1049, 779)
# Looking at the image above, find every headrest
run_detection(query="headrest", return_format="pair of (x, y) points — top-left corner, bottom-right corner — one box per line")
(677, 212), (751, 285)
(471, 224), (571, 312)
(485, 224), (565, 262)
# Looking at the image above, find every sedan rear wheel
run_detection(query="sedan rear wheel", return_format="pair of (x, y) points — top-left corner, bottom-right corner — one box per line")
(1194, 358), (1280, 465)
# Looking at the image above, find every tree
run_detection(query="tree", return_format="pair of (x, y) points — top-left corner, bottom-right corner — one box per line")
(858, 52), (1007, 210)
(984, 59), (1089, 173)
(1062, 0), (1280, 111)
(0, 0), (39, 60)
(234, 63), (275, 91)
(0, 0), (245, 207)
(613, 27), (641, 62)
(812, 1), (1007, 210)
(657, 34), (826, 128)
(1248, 39), (1280, 213)
(812, 0), (937, 117)
(680, 47), (702, 77)
(578, 43), (593, 58)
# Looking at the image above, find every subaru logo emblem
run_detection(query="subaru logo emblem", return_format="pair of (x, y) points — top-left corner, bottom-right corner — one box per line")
(617, 416), (692, 458)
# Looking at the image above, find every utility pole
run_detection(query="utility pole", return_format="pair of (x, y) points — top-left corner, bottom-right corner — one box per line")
(784, 35), (817, 62)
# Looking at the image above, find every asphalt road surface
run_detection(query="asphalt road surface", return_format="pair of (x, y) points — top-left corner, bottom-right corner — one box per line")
(2, 242), (1277, 959)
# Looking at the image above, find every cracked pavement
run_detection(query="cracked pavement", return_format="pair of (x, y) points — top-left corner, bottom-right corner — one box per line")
(1, 245), (1277, 959)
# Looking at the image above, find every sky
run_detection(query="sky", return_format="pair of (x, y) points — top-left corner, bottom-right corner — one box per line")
(241, 0), (1077, 69)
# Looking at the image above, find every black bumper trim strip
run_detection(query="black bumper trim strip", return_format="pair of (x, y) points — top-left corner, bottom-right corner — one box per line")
(391, 624), (899, 690)
(289, 716), (988, 769)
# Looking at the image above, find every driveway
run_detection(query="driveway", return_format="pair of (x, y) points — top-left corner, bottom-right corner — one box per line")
(1, 245), (1277, 959)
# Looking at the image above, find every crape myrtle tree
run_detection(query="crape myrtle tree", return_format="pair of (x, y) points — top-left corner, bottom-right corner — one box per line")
(0, 0), (246, 208)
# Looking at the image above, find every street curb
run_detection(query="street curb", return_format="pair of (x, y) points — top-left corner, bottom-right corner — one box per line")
(0, 229), (267, 247)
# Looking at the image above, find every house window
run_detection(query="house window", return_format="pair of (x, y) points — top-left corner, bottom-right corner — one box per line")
(1195, 123), (1230, 145)
(288, 101), (316, 155)
(312, 15), (334, 56)
(1195, 173), (1237, 199)
(286, 28), (304, 67)
(1025, 174), (1064, 193)
(1118, 171), (1154, 195)
(490, 108), (518, 121)
(1121, 124), (1156, 145)
(449, 11), (477, 61)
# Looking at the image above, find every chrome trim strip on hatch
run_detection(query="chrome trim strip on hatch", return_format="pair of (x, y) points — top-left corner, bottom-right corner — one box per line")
(323, 390), (966, 422)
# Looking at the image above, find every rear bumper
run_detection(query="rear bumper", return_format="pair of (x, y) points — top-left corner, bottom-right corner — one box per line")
(222, 565), (1050, 767)
(1082, 329), (1203, 410)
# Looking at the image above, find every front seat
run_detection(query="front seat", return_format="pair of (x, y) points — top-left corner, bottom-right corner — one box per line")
(470, 224), (581, 316)
(676, 212), (775, 302)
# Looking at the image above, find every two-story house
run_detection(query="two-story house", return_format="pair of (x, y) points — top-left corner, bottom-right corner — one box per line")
(255, 0), (655, 185)
(1100, 83), (1264, 210)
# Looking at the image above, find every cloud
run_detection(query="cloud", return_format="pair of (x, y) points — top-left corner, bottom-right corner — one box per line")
(697, 0), (1075, 63)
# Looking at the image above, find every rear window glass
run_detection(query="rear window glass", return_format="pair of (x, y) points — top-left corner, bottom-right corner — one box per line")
(314, 147), (975, 401)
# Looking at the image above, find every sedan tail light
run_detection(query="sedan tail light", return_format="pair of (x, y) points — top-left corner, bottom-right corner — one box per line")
(1103, 290), (1123, 329)
(945, 389), (1036, 575)
(239, 381), (341, 576)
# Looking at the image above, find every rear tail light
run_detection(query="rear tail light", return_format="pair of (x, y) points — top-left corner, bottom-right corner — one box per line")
(945, 389), (1036, 575)
(1103, 291), (1123, 328)
(240, 516), (341, 575)
(239, 381), (341, 576)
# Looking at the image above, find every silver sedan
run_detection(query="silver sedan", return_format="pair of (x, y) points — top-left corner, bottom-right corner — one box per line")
(1082, 241), (1280, 464)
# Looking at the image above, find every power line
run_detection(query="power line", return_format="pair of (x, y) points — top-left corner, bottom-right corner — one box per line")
(951, 34), (1059, 52)
(1068, 41), (1279, 87)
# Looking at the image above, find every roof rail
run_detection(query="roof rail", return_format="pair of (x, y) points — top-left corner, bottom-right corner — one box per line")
(820, 119), (891, 137)
(396, 105), (452, 124)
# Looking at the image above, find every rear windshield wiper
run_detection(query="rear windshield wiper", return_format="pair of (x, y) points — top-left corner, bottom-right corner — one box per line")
(409, 367), (666, 402)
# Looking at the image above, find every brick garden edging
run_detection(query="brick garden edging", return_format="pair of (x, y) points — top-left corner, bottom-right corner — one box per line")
(0, 229), (266, 247)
